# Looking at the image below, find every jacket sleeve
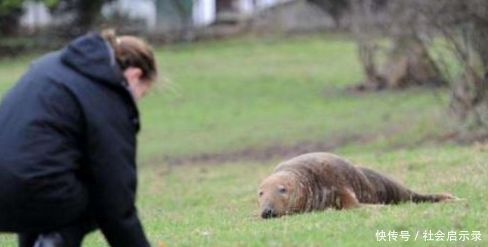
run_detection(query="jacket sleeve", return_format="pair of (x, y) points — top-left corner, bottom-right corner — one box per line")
(82, 99), (150, 246)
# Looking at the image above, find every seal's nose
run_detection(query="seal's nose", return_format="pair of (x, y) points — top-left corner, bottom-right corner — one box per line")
(261, 208), (276, 219)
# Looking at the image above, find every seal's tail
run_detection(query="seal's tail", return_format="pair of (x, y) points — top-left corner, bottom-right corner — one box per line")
(358, 167), (460, 204)
(411, 193), (457, 203)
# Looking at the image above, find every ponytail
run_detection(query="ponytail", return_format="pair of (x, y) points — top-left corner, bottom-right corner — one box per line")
(101, 29), (157, 81)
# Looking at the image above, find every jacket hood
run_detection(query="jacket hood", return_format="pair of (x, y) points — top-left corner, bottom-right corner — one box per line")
(61, 33), (126, 87)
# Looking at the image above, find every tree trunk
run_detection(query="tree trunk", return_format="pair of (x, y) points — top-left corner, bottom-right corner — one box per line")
(355, 41), (386, 90)
(349, 0), (387, 91)
(381, 36), (445, 88)
(73, 0), (104, 35)
(51, 0), (105, 37)
(0, 8), (22, 36)
(450, 20), (488, 139)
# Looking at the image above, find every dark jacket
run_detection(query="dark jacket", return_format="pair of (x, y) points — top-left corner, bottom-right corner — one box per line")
(0, 33), (150, 247)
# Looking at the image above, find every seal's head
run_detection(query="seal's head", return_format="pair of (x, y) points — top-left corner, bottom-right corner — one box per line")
(258, 171), (301, 219)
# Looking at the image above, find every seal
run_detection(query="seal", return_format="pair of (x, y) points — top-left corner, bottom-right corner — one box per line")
(258, 152), (455, 218)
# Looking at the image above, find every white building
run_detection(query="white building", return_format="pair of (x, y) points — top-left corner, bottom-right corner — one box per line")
(20, 1), (52, 30)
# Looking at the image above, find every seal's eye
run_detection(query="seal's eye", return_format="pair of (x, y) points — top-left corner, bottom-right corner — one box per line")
(278, 187), (287, 193)
(259, 191), (264, 197)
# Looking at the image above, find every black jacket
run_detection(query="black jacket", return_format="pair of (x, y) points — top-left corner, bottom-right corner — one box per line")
(0, 33), (150, 246)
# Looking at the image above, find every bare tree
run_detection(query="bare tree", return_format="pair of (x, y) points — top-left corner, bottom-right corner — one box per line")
(420, 0), (488, 139)
(348, 0), (445, 90)
(343, 0), (487, 138)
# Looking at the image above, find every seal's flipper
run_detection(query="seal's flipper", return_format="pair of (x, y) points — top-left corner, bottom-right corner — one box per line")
(336, 188), (361, 209)
(412, 193), (459, 203)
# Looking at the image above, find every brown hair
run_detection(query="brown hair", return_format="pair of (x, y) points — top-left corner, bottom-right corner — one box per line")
(101, 29), (157, 81)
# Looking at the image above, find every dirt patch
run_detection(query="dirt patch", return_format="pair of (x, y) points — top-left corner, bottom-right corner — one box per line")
(155, 126), (464, 166)
(161, 134), (373, 166)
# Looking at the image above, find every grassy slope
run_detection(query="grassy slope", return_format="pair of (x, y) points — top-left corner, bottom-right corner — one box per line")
(138, 35), (450, 160)
(0, 35), (486, 246)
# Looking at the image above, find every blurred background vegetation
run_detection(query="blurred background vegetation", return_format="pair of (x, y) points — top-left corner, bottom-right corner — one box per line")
(0, 0), (487, 141)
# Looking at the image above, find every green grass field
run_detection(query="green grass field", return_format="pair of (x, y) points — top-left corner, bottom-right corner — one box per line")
(0, 35), (486, 246)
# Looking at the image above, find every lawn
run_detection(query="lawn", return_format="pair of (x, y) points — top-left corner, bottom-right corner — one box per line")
(0, 34), (486, 246)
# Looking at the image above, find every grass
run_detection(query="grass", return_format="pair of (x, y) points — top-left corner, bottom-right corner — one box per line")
(0, 34), (486, 246)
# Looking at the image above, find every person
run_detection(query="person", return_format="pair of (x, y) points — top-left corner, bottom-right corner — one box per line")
(0, 30), (157, 247)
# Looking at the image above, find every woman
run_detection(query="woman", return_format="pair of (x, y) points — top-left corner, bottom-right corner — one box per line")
(0, 30), (157, 247)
